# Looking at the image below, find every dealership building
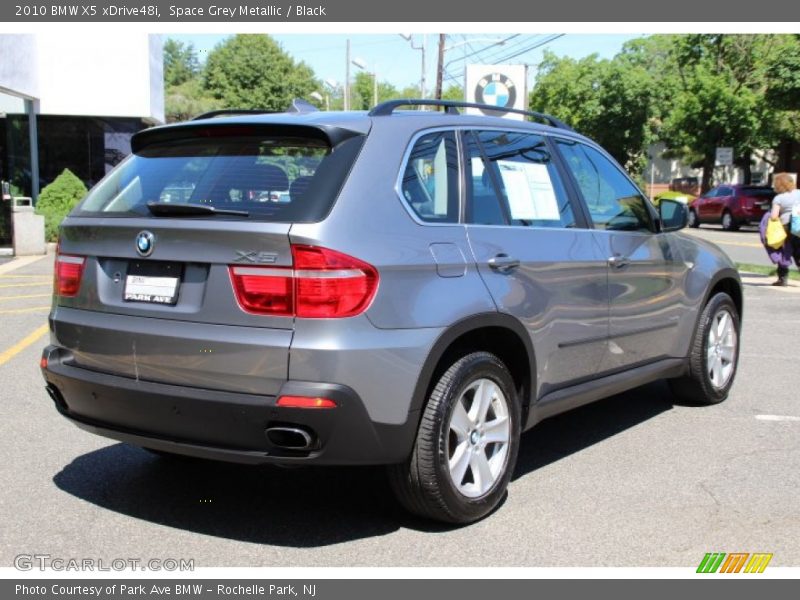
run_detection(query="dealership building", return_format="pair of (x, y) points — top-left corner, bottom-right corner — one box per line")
(0, 32), (164, 244)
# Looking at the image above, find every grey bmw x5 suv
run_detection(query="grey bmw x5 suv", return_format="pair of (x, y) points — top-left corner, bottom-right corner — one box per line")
(41, 99), (742, 523)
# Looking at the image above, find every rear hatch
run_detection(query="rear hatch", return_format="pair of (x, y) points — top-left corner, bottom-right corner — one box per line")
(53, 120), (366, 395)
(737, 186), (775, 214)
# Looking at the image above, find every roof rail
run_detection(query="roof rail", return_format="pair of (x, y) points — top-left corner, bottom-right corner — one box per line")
(368, 99), (573, 131)
(193, 99), (319, 121)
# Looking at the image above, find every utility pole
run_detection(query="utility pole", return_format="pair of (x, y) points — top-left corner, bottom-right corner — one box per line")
(344, 39), (350, 111)
(420, 35), (426, 99)
(435, 33), (445, 101)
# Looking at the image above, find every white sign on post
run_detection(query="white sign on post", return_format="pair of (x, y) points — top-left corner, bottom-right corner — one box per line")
(715, 147), (734, 166)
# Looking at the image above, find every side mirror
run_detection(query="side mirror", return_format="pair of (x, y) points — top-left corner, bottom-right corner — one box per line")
(660, 198), (688, 232)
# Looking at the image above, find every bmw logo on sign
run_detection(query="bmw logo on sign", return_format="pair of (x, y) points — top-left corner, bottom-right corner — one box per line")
(474, 73), (517, 115)
(136, 231), (155, 257)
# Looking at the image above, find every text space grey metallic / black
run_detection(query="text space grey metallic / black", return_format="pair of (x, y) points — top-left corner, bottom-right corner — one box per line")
(41, 99), (742, 523)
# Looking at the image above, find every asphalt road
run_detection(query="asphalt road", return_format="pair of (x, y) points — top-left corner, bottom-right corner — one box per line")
(1, 254), (798, 569)
(683, 224), (773, 267)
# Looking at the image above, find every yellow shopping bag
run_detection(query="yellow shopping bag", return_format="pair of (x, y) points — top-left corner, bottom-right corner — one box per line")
(766, 219), (788, 249)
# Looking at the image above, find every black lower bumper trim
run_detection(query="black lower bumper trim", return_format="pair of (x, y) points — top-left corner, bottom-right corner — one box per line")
(41, 346), (417, 465)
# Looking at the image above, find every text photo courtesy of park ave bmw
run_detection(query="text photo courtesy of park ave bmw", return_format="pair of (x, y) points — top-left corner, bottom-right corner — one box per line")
(1, 0), (799, 590)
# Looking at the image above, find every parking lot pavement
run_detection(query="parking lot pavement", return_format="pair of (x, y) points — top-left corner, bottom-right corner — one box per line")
(0, 256), (798, 568)
(0, 255), (52, 367)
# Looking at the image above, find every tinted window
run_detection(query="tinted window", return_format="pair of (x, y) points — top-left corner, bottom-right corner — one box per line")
(557, 140), (654, 232)
(467, 130), (576, 228)
(73, 134), (364, 223)
(718, 186), (734, 197)
(738, 186), (775, 198)
(400, 131), (459, 223)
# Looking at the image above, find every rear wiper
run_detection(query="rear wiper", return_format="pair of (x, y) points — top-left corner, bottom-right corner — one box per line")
(146, 202), (249, 217)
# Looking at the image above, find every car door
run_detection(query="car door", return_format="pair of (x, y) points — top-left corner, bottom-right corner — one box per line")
(463, 130), (609, 394)
(715, 186), (734, 221)
(695, 188), (715, 220)
(554, 139), (688, 372)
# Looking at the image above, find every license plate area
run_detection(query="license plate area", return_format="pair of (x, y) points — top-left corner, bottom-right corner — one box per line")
(124, 261), (182, 305)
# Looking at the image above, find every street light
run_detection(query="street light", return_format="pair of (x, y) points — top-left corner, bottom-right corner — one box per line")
(309, 91), (328, 111)
(352, 58), (378, 108)
(400, 33), (426, 99)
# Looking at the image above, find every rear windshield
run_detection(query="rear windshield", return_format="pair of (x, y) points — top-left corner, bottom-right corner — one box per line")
(738, 186), (775, 198)
(73, 133), (364, 222)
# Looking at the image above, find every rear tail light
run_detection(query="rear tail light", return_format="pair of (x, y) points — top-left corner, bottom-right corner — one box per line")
(55, 252), (86, 297)
(229, 245), (378, 318)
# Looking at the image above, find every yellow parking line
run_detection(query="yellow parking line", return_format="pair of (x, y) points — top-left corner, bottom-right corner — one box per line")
(0, 294), (52, 301)
(0, 323), (49, 367)
(716, 240), (763, 249)
(0, 306), (51, 314)
(0, 282), (52, 289)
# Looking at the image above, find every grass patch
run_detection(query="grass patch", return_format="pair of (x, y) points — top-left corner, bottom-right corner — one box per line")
(736, 262), (800, 281)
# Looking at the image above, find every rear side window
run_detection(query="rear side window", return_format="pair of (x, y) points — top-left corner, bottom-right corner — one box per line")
(73, 133), (364, 223)
(400, 131), (459, 223)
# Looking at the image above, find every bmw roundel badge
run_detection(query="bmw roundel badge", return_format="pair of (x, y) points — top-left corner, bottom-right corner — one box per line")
(474, 72), (517, 116)
(135, 231), (155, 257)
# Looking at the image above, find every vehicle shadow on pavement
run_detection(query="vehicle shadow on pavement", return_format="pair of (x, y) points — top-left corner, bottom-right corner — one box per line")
(513, 380), (676, 480)
(52, 381), (678, 542)
(53, 447), (405, 545)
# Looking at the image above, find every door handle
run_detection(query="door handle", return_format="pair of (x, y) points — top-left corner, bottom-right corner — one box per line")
(608, 255), (630, 269)
(488, 254), (520, 272)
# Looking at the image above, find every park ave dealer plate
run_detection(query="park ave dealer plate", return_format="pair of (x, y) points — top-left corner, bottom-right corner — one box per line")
(124, 274), (179, 305)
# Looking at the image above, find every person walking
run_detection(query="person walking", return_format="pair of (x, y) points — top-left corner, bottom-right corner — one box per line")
(769, 172), (800, 286)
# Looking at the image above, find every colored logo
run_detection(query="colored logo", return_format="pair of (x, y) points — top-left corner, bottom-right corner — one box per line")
(696, 552), (773, 573)
(474, 73), (517, 115)
(135, 231), (155, 257)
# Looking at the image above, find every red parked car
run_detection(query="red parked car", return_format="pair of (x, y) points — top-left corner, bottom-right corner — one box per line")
(688, 184), (775, 230)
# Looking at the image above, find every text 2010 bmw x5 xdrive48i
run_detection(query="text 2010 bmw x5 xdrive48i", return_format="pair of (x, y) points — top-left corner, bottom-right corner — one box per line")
(41, 99), (742, 523)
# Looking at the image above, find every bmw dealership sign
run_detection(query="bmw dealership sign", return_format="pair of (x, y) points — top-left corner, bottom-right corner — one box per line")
(465, 64), (528, 120)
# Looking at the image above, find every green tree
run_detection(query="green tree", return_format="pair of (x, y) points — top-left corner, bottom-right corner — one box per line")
(529, 48), (660, 175)
(165, 79), (221, 123)
(441, 85), (464, 102)
(163, 39), (200, 87)
(660, 34), (793, 190)
(351, 71), (399, 109)
(203, 35), (319, 111)
(35, 169), (88, 242)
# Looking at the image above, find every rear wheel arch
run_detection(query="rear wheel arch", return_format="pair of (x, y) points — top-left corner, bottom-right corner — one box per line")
(410, 313), (536, 421)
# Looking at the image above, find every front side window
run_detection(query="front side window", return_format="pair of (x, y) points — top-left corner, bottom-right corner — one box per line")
(466, 130), (576, 228)
(556, 140), (654, 233)
(400, 131), (459, 223)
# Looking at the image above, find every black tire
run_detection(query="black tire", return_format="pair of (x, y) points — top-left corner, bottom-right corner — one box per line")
(688, 209), (700, 228)
(669, 292), (740, 405)
(388, 352), (521, 524)
(721, 210), (739, 231)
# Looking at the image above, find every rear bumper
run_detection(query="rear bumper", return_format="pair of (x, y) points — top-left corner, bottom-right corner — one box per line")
(41, 346), (417, 466)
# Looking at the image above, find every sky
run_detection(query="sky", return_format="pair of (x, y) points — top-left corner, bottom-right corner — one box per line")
(168, 33), (642, 94)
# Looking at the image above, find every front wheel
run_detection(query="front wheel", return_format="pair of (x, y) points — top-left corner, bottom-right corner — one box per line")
(688, 209), (700, 228)
(388, 352), (521, 524)
(669, 292), (740, 405)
